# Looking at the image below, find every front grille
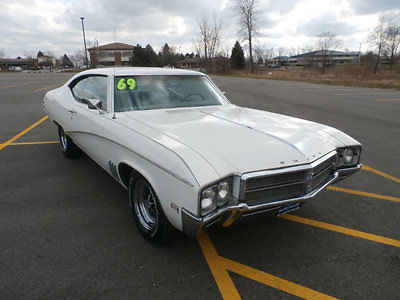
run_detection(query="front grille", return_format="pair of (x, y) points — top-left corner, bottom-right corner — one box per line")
(242, 153), (336, 206)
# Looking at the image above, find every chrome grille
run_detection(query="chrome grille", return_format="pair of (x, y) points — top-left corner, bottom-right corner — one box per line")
(241, 152), (336, 206)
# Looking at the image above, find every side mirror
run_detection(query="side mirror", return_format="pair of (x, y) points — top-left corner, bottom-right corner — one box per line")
(222, 91), (226, 95)
(82, 98), (104, 114)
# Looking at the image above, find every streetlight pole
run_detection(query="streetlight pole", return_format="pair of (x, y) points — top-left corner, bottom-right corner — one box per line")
(80, 17), (89, 69)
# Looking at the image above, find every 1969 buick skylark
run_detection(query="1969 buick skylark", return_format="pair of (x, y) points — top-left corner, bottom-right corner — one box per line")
(43, 67), (361, 243)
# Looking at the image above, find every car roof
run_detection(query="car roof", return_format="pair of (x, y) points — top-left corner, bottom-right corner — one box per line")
(73, 67), (203, 77)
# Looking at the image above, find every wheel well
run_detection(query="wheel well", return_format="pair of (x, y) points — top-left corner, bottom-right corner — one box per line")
(118, 163), (142, 187)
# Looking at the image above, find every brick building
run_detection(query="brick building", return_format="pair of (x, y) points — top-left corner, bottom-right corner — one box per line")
(88, 42), (134, 68)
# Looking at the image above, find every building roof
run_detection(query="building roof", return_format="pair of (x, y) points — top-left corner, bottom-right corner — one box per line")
(88, 42), (135, 51)
(0, 58), (33, 63)
(292, 50), (359, 58)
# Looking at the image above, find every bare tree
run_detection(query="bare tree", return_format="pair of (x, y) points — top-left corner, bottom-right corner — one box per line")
(299, 45), (316, 68)
(288, 47), (302, 57)
(253, 43), (265, 64)
(234, 0), (260, 73)
(385, 21), (400, 70)
(276, 46), (287, 66)
(197, 11), (223, 71)
(0, 48), (6, 59)
(317, 31), (341, 73)
(264, 47), (275, 63)
(369, 15), (388, 74)
(70, 48), (87, 68)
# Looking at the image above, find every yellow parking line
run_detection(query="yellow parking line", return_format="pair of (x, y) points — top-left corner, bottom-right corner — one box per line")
(377, 98), (400, 101)
(335, 92), (400, 96)
(362, 165), (400, 184)
(0, 82), (33, 89)
(197, 231), (337, 299)
(222, 210), (238, 227)
(4, 141), (59, 146)
(197, 232), (240, 299)
(221, 257), (338, 300)
(0, 116), (49, 151)
(327, 186), (400, 203)
(280, 214), (400, 248)
(33, 83), (61, 92)
(303, 88), (361, 92)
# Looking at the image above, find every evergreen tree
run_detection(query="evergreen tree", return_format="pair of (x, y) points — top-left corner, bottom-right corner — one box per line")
(130, 44), (161, 67)
(162, 43), (170, 56)
(61, 54), (74, 68)
(144, 44), (159, 66)
(130, 44), (146, 66)
(158, 43), (181, 66)
(230, 41), (245, 70)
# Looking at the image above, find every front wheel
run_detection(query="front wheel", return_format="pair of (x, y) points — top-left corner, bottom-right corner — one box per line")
(58, 126), (80, 158)
(129, 175), (173, 243)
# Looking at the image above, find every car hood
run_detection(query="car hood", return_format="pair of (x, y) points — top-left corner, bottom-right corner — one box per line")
(122, 105), (353, 179)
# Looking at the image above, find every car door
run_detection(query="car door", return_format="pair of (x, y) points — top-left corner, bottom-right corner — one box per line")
(66, 74), (113, 169)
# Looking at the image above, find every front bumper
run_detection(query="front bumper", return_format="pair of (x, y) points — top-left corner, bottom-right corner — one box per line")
(181, 164), (361, 236)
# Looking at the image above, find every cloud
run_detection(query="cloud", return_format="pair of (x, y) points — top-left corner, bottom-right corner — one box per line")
(347, 0), (400, 15)
(0, 0), (399, 58)
(296, 13), (360, 37)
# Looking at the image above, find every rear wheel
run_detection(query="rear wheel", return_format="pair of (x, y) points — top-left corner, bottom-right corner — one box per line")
(58, 126), (80, 158)
(128, 175), (173, 243)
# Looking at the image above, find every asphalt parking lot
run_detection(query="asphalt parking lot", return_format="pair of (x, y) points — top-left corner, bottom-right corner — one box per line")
(1, 71), (399, 299)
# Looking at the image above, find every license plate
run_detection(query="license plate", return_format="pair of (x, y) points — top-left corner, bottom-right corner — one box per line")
(276, 202), (300, 216)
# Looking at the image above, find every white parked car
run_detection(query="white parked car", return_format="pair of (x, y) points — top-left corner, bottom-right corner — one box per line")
(43, 67), (361, 243)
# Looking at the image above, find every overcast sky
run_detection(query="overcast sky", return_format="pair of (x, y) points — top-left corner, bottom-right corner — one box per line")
(1, 0), (400, 58)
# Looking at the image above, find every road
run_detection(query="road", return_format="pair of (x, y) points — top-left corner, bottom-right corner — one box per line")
(0, 72), (399, 299)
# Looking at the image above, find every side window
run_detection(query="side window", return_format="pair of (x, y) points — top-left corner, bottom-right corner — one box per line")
(71, 76), (108, 111)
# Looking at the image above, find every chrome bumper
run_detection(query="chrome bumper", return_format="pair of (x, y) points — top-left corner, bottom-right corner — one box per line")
(181, 164), (362, 236)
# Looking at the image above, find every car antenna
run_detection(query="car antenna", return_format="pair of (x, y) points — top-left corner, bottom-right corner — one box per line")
(112, 30), (117, 120)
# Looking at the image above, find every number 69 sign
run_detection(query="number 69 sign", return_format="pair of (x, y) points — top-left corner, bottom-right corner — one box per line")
(117, 78), (136, 90)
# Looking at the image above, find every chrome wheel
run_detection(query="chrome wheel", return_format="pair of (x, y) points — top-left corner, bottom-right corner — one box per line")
(133, 180), (158, 231)
(59, 128), (68, 151)
(57, 125), (80, 158)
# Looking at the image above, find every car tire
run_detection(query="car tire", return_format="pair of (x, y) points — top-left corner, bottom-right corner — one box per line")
(58, 125), (81, 158)
(128, 174), (173, 244)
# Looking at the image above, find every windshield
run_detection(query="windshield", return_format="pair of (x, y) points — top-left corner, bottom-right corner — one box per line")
(114, 75), (226, 112)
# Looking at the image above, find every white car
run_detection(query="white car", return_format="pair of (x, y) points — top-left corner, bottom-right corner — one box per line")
(43, 67), (362, 243)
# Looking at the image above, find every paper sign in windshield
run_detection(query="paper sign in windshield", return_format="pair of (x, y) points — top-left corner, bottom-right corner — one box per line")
(117, 78), (136, 90)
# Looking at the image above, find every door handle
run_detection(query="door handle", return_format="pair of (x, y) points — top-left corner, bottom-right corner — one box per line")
(68, 109), (77, 114)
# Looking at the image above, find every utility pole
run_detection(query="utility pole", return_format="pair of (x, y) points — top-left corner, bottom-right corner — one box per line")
(358, 43), (362, 66)
(80, 17), (89, 69)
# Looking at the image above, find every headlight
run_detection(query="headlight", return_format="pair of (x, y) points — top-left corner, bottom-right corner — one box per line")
(200, 178), (232, 216)
(200, 187), (217, 216)
(343, 148), (354, 165)
(217, 181), (230, 206)
(337, 146), (361, 167)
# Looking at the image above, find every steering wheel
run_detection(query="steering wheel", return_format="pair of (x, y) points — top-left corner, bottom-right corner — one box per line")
(183, 93), (205, 101)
